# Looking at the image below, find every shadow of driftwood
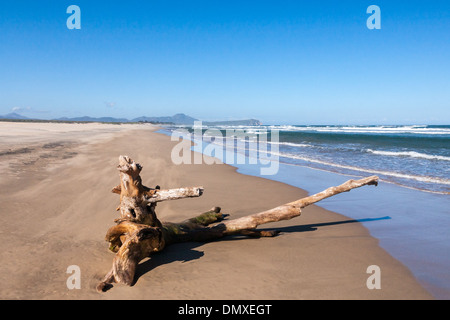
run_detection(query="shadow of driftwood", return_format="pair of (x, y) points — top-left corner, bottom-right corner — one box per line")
(259, 216), (392, 234)
(132, 216), (391, 286)
(134, 242), (205, 285)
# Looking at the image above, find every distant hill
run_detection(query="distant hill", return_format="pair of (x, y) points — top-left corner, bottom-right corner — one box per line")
(0, 112), (262, 126)
(132, 113), (198, 124)
(133, 114), (262, 126)
(54, 116), (129, 123)
(0, 112), (29, 120)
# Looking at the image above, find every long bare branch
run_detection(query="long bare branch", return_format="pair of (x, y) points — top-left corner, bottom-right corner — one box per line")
(290, 175), (379, 208)
(221, 175), (379, 234)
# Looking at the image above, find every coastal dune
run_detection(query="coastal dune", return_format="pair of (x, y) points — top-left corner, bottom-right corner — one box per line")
(0, 122), (433, 299)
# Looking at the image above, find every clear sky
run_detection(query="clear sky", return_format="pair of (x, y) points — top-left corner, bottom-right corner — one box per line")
(0, 1), (449, 124)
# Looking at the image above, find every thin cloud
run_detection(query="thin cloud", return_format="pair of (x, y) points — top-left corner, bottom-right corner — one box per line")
(104, 101), (116, 108)
(11, 106), (49, 114)
(11, 106), (31, 112)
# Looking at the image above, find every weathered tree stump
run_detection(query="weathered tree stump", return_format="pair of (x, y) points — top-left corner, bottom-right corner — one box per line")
(97, 155), (379, 292)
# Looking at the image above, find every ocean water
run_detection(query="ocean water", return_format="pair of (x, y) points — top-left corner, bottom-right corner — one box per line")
(268, 125), (450, 195)
(159, 124), (450, 299)
(172, 124), (450, 195)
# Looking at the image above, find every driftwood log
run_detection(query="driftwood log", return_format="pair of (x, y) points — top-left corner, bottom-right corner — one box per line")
(97, 155), (379, 292)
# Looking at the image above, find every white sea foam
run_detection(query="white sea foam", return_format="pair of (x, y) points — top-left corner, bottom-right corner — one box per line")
(366, 149), (450, 161)
(269, 141), (313, 148)
(266, 125), (450, 135)
(208, 138), (450, 186)
(270, 151), (450, 186)
(167, 127), (450, 193)
(198, 137), (450, 185)
(175, 124), (450, 135)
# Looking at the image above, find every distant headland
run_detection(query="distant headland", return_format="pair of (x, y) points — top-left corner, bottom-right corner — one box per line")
(0, 112), (262, 126)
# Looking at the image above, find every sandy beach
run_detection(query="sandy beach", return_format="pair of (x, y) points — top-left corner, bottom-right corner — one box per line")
(0, 122), (433, 300)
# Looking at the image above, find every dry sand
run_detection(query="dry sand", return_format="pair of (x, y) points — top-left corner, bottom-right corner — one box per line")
(0, 122), (433, 299)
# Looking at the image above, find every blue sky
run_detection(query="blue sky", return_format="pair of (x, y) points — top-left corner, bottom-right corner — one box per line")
(0, 1), (449, 124)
